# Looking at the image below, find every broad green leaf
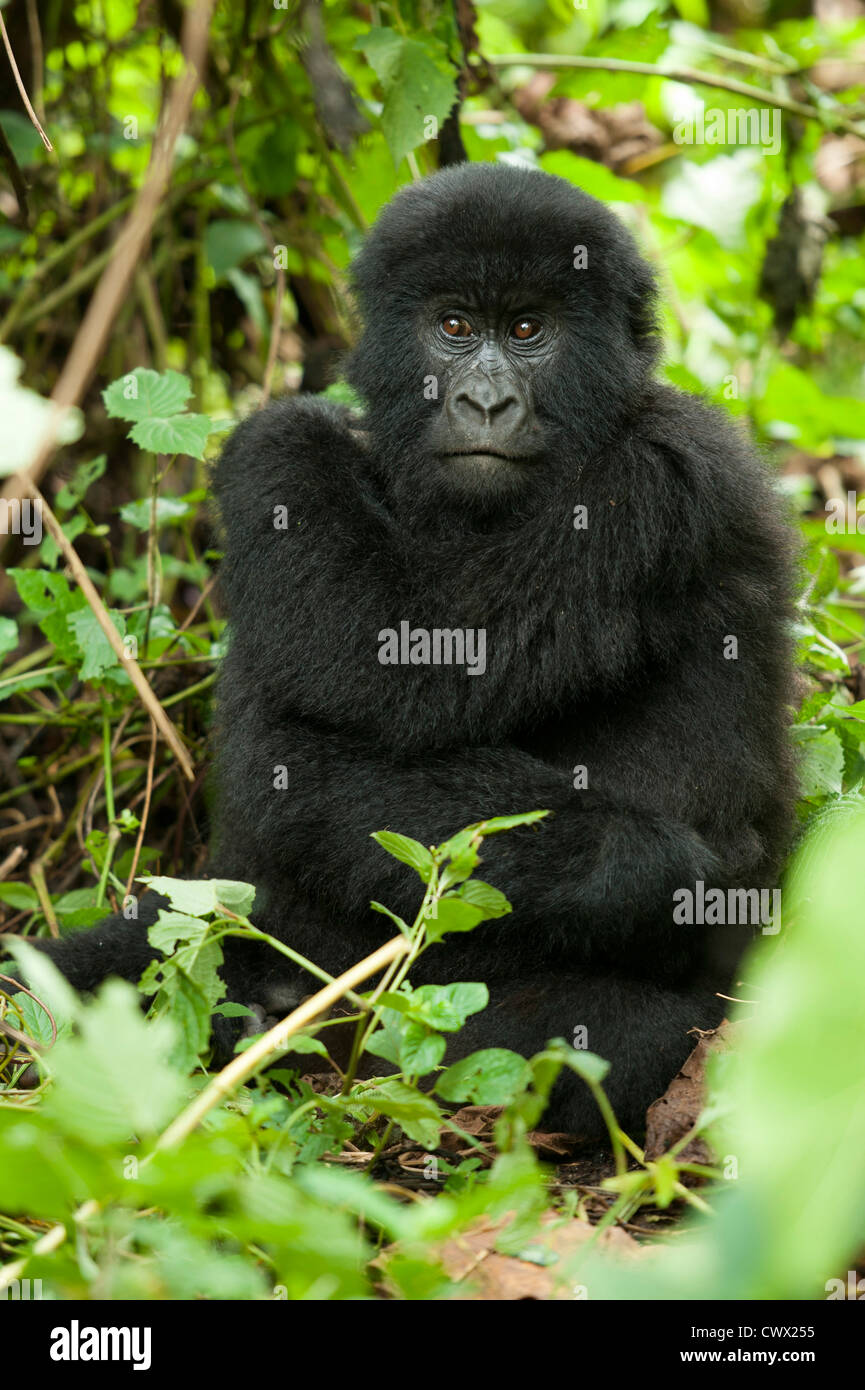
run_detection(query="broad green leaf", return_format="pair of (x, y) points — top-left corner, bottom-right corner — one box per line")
(355, 28), (456, 167)
(142, 876), (256, 918)
(67, 606), (125, 681)
(409, 982), (488, 1031)
(437, 1049), (533, 1105)
(42, 979), (186, 1143)
(129, 413), (212, 460)
(352, 1078), (443, 1149)
(205, 219), (267, 279)
(103, 367), (192, 422)
(371, 830), (434, 881)
(457, 879), (511, 920)
(0, 881), (39, 910)
(423, 896), (485, 942)
(148, 911), (212, 954)
(791, 725), (844, 799)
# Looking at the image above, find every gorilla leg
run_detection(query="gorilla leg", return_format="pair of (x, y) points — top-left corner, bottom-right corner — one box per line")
(452, 971), (724, 1137)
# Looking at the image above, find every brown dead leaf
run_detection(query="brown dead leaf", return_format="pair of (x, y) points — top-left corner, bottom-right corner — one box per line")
(512, 74), (662, 172)
(437, 1210), (644, 1300)
(644, 1021), (743, 1166)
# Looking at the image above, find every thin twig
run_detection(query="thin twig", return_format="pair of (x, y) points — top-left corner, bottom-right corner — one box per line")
(485, 52), (865, 137)
(0, 6), (52, 150)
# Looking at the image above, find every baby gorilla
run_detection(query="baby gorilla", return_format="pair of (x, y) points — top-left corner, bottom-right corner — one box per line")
(27, 164), (797, 1135)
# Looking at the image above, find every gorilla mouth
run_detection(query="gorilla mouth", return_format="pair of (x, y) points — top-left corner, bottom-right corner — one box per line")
(444, 449), (528, 463)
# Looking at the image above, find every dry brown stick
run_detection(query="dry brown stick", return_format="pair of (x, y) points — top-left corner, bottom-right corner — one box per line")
(0, 845), (26, 880)
(0, 6), (52, 150)
(156, 934), (410, 1150)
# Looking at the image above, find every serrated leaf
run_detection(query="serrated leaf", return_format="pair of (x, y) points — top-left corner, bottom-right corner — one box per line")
(42, 979), (186, 1142)
(352, 1078), (443, 1149)
(129, 413), (212, 460)
(103, 368), (192, 422)
(148, 912), (211, 954)
(436, 1049), (533, 1105)
(355, 29), (456, 166)
(142, 876), (256, 918)
(67, 606), (125, 681)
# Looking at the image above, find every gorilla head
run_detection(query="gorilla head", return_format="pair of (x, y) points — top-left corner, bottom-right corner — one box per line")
(346, 163), (660, 515)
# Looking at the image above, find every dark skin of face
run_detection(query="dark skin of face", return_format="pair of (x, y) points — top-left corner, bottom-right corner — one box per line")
(424, 302), (559, 475)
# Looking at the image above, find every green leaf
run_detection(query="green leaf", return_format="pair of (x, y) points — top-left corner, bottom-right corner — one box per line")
(472, 811), (549, 834)
(543, 1038), (610, 1087)
(5, 990), (56, 1046)
(67, 607), (125, 681)
(2, 940), (81, 1026)
(397, 1025), (446, 1076)
(118, 497), (195, 530)
(148, 912), (212, 954)
(456, 879), (511, 920)
(423, 896), (485, 943)
(437, 1049), (533, 1105)
(0, 615), (20, 658)
(791, 725), (845, 799)
(42, 979), (186, 1143)
(408, 982), (488, 1031)
(369, 901), (412, 937)
(205, 219), (267, 280)
(129, 413), (212, 460)
(541, 151), (642, 202)
(142, 876), (256, 918)
(0, 881), (39, 910)
(352, 1078), (443, 1149)
(55, 454), (107, 511)
(355, 29), (456, 167)
(7, 569), (86, 662)
(103, 368), (192, 423)
(371, 830), (434, 881)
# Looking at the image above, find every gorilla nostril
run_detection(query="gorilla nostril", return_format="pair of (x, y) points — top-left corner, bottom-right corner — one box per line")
(454, 389), (523, 427)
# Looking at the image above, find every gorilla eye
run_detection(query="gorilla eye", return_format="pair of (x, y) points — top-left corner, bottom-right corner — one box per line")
(440, 315), (474, 339)
(510, 318), (542, 341)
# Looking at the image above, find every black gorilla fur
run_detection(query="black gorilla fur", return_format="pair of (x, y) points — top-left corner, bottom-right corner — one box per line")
(23, 164), (796, 1135)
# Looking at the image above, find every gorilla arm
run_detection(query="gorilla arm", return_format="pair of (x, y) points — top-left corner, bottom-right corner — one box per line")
(211, 396), (792, 976)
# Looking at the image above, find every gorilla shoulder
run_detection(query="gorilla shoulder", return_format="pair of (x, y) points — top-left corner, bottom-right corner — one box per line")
(212, 394), (367, 518)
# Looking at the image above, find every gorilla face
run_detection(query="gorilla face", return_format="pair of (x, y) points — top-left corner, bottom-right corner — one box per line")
(346, 162), (660, 518)
(423, 298), (557, 481)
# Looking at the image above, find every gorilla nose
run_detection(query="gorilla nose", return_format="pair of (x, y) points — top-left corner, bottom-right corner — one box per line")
(451, 378), (526, 431)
